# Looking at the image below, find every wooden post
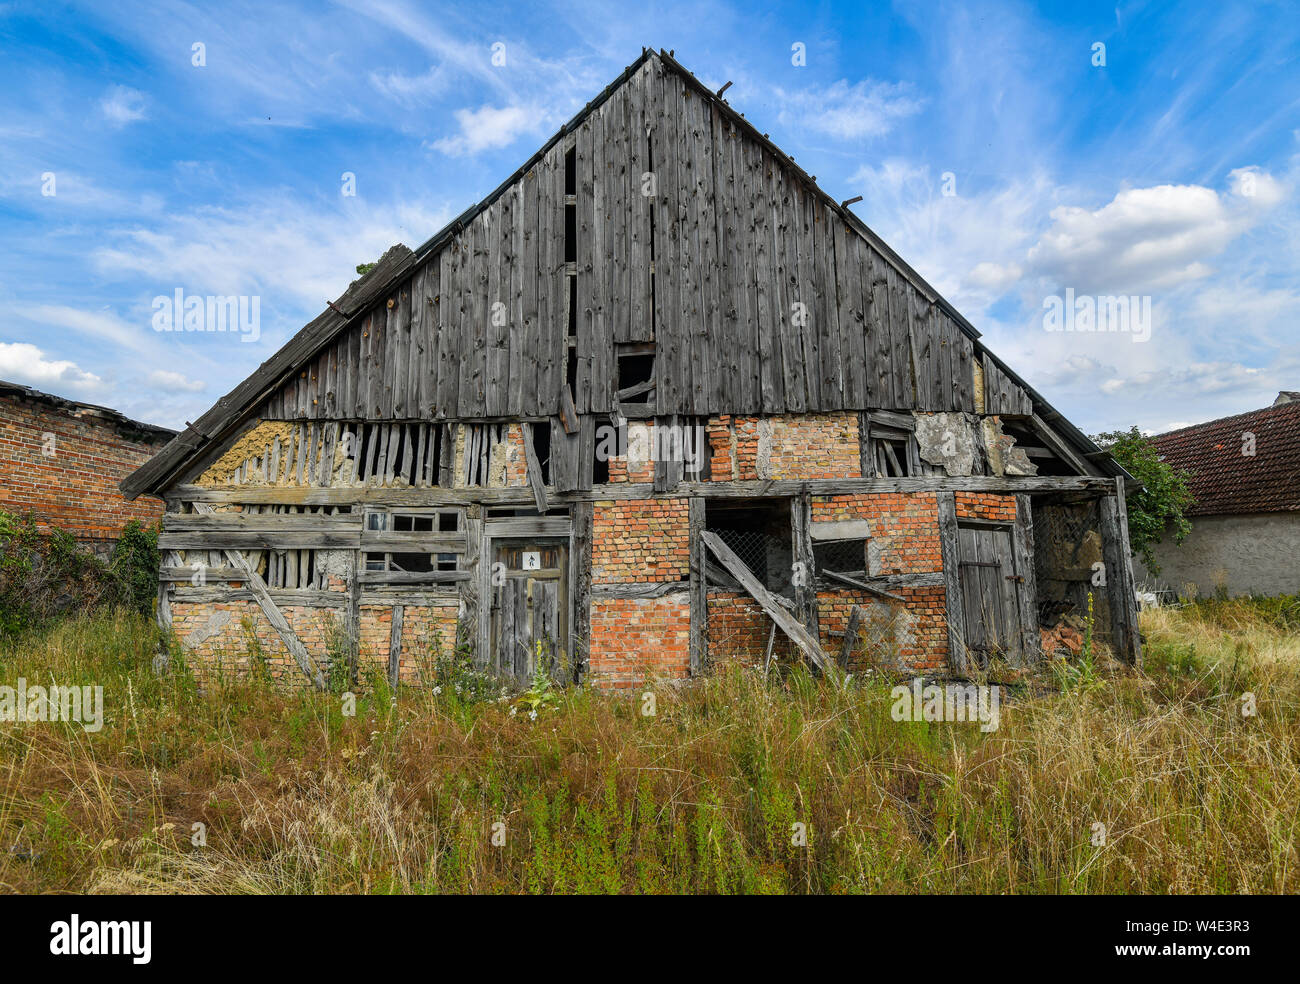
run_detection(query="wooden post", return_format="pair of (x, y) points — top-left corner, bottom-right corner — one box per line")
(1012, 494), (1041, 664)
(388, 604), (404, 687)
(1100, 479), (1142, 665)
(839, 604), (864, 669)
(792, 490), (819, 641)
(936, 491), (968, 676)
(1114, 478), (1142, 668)
(572, 500), (594, 682)
(347, 504), (363, 686)
(688, 497), (706, 675)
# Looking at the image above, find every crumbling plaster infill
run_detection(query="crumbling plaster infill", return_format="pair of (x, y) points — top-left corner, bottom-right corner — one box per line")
(981, 417), (1037, 477)
(913, 412), (982, 476)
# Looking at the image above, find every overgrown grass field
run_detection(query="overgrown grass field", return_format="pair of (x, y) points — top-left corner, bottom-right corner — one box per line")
(1, 599), (1297, 894)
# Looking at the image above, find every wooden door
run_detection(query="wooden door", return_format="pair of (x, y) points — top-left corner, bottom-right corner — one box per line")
(490, 538), (570, 684)
(957, 526), (1023, 666)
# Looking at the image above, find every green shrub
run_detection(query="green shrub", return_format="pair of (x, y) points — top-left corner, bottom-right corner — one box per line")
(0, 509), (159, 638)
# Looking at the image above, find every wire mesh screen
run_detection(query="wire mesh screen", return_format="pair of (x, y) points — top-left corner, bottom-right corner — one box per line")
(712, 527), (793, 593)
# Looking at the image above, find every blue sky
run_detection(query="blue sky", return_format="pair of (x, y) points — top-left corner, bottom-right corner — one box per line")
(1, 0), (1296, 434)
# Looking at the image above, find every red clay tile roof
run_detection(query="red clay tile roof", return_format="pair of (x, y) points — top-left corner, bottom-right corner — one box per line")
(1152, 401), (1300, 516)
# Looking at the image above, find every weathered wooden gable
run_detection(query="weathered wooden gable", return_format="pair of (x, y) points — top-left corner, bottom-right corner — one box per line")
(260, 52), (999, 425)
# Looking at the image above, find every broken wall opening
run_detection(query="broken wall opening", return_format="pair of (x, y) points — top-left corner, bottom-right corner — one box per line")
(1033, 496), (1113, 653)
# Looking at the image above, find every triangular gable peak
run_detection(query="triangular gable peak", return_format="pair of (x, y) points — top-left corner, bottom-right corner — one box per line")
(124, 49), (1113, 498)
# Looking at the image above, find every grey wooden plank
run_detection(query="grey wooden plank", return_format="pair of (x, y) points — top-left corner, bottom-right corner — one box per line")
(688, 496), (705, 675)
(521, 421), (550, 513)
(506, 182), (526, 418)
(751, 143), (781, 413)
(936, 491), (968, 675)
(388, 603), (404, 686)
(771, 157), (804, 411)
(626, 60), (652, 345)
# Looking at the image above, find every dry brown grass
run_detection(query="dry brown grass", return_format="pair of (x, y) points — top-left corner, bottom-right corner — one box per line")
(1, 602), (1296, 894)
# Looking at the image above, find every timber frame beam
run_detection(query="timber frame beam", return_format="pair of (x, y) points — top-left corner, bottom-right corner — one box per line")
(169, 474), (1122, 508)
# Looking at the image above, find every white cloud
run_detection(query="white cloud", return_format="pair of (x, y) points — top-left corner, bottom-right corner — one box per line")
(0, 341), (103, 389)
(430, 104), (543, 156)
(100, 85), (148, 126)
(965, 261), (1023, 292)
(774, 79), (923, 140)
(1025, 175), (1284, 294)
(147, 369), (206, 392)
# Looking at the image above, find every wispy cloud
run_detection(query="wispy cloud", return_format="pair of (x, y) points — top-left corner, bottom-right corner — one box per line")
(774, 78), (923, 140)
(147, 369), (206, 392)
(100, 84), (147, 126)
(430, 104), (546, 156)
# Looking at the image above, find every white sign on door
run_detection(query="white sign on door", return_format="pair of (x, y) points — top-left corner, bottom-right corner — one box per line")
(522, 550), (541, 571)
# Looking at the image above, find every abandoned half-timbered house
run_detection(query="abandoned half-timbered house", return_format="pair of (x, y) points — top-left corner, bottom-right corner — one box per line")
(122, 49), (1141, 690)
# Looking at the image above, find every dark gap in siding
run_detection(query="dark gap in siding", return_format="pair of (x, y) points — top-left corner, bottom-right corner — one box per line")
(531, 421), (551, 485)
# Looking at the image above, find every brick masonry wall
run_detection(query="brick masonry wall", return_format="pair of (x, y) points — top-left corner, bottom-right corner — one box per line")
(589, 593), (691, 688)
(591, 497), (690, 583)
(588, 496), (691, 686)
(171, 594), (457, 687)
(811, 492), (948, 672)
(606, 412), (861, 484)
(707, 591), (796, 664)
(955, 491), (1017, 523)
(358, 603), (459, 683)
(766, 412), (861, 480)
(0, 395), (170, 547)
(170, 598), (341, 687)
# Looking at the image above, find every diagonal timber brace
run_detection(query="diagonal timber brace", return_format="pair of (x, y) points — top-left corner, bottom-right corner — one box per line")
(699, 531), (834, 674)
(191, 503), (327, 690)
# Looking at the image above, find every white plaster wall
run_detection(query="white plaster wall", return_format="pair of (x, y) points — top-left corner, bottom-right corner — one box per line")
(1135, 512), (1300, 598)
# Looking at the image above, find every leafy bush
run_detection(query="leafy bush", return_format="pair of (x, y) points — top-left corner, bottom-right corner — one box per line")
(1092, 426), (1196, 577)
(0, 509), (158, 637)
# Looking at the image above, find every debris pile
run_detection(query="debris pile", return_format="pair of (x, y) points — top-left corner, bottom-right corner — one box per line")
(1040, 614), (1087, 656)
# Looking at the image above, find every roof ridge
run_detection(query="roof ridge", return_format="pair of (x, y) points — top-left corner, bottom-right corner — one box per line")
(1154, 400), (1300, 441)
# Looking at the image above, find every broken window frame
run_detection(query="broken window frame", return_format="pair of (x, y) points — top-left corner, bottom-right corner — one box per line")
(703, 497), (795, 597)
(361, 507), (465, 576)
(866, 426), (919, 477)
(615, 342), (657, 412)
(812, 538), (868, 579)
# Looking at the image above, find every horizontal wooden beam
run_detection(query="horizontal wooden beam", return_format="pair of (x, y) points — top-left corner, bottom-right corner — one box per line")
(821, 568), (905, 602)
(357, 570), (470, 585)
(169, 474), (1120, 507)
(592, 580), (690, 598)
(359, 532), (466, 553)
(163, 512), (358, 532)
(158, 530), (360, 551)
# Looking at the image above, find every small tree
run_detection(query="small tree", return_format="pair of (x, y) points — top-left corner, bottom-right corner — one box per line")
(1092, 427), (1195, 577)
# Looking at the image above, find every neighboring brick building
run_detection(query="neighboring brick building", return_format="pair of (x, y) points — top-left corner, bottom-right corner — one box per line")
(1136, 392), (1300, 597)
(0, 380), (174, 554)
(122, 50), (1139, 690)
